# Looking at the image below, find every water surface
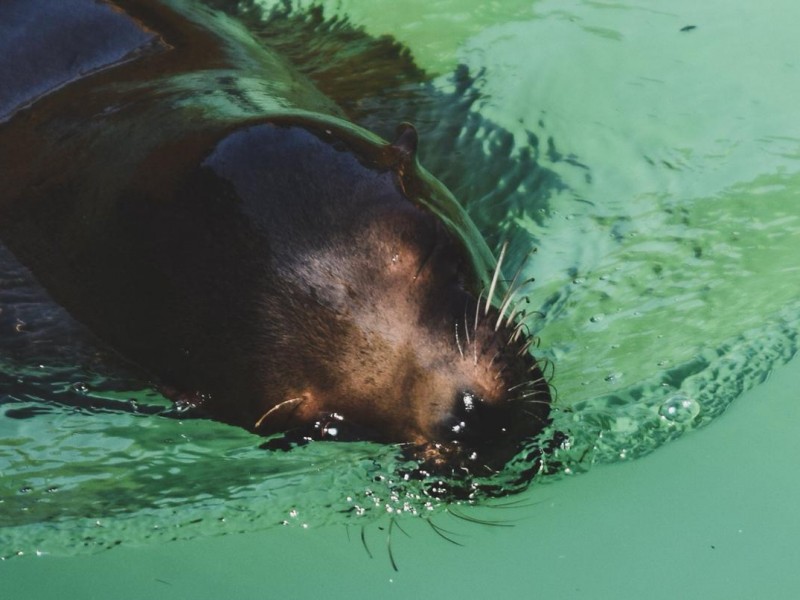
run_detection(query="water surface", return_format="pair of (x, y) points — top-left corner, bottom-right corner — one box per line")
(1, 0), (798, 577)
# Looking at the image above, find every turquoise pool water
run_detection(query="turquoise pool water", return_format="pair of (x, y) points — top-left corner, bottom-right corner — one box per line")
(4, 356), (798, 598)
(2, 0), (799, 596)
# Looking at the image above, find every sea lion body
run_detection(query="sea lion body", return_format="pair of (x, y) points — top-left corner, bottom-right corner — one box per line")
(0, 0), (550, 476)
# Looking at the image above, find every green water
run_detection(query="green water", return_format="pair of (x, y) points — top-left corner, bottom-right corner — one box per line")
(4, 355), (798, 599)
(2, 0), (800, 595)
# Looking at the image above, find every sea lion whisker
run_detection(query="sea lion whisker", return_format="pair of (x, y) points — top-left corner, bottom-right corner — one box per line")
(498, 249), (530, 307)
(495, 290), (519, 331)
(520, 407), (541, 418)
(528, 362), (546, 374)
(481, 462), (498, 475)
(470, 295), (484, 361)
(496, 274), (524, 325)
(539, 359), (556, 380)
(509, 321), (532, 344)
(387, 517), (399, 572)
(497, 244), (537, 325)
(522, 376), (548, 389)
(517, 336), (536, 357)
(518, 398), (551, 407)
(360, 525), (374, 560)
(505, 293), (533, 329)
(454, 322), (465, 360)
(393, 519), (411, 538)
(505, 309), (530, 342)
(463, 305), (471, 347)
(486, 496), (547, 509)
(506, 387), (548, 402)
(445, 506), (513, 527)
(254, 396), (305, 429)
(511, 246), (539, 289)
(507, 380), (536, 393)
(394, 441), (416, 449)
(485, 241), (507, 316)
(512, 309), (546, 334)
(474, 290), (485, 335)
(497, 284), (533, 331)
(508, 390), (548, 403)
(426, 519), (465, 546)
(521, 373), (548, 387)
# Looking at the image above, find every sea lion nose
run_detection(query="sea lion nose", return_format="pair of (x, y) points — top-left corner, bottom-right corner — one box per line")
(430, 388), (548, 470)
(438, 391), (514, 446)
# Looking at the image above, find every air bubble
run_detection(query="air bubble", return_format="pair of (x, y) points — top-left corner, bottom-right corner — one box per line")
(658, 393), (700, 423)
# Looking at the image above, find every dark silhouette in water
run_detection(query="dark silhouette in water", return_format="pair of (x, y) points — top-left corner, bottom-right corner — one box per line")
(0, 0), (552, 487)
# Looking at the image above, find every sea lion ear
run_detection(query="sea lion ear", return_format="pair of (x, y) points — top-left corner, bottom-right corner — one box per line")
(390, 122), (419, 162)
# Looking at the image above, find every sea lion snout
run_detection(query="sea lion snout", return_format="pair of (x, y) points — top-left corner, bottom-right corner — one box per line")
(399, 305), (552, 478)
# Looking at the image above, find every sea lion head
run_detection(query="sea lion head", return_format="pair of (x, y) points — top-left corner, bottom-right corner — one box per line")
(178, 118), (552, 483)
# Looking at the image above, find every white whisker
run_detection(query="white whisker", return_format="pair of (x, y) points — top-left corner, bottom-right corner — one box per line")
(463, 306), (471, 347)
(505, 296), (531, 329)
(507, 380), (535, 393)
(517, 336), (536, 356)
(474, 290), (484, 333)
(495, 290), (518, 331)
(254, 396), (305, 429)
(485, 241), (507, 316)
(498, 247), (535, 308)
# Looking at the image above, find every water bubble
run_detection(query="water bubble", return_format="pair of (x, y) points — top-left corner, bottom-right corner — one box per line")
(71, 382), (89, 394)
(659, 393), (700, 424)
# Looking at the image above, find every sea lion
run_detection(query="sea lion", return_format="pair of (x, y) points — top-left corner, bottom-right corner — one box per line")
(0, 0), (551, 478)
